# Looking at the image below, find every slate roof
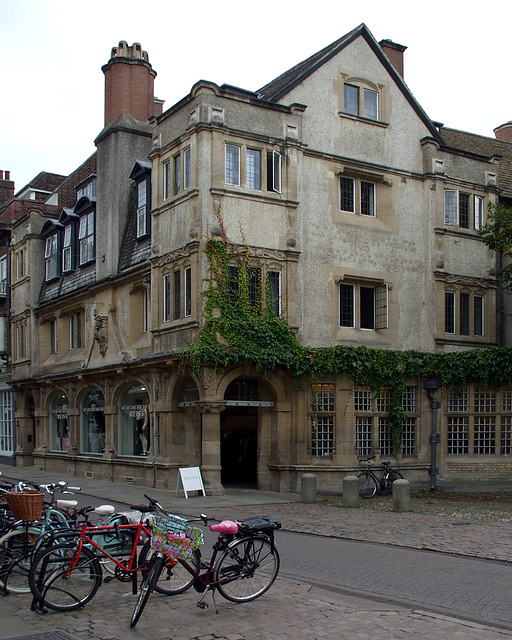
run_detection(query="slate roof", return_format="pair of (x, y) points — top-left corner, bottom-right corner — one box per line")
(258, 25), (364, 102)
(440, 127), (512, 201)
(257, 23), (441, 141)
(16, 171), (67, 196)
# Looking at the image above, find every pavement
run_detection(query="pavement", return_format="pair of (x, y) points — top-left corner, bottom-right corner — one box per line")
(1, 463), (512, 640)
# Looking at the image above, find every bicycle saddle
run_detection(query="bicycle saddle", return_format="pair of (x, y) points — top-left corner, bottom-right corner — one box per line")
(56, 499), (79, 509)
(93, 504), (116, 516)
(210, 520), (238, 534)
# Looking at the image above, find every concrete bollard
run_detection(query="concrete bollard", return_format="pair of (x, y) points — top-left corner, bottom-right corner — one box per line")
(343, 475), (360, 508)
(301, 473), (317, 503)
(392, 479), (411, 512)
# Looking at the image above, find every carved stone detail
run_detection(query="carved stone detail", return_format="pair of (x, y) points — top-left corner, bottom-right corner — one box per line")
(94, 315), (108, 356)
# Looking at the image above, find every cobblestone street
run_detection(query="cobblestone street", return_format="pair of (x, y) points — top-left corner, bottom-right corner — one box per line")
(2, 465), (512, 639)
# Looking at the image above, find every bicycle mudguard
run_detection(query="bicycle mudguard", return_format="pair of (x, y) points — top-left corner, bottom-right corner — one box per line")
(236, 516), (281, 533)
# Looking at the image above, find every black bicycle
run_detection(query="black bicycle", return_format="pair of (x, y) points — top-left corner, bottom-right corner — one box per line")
(358, 456), (404, 498)
(131, 497), (281, 627)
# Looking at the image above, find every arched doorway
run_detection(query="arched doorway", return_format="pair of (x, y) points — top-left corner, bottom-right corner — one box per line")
(221, 378), (273, 486)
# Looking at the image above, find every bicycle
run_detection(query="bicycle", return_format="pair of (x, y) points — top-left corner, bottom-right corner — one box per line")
(130, 496), (281, 628)
(357, 456), (404, 498)
(0, 481), (83, 594)
(28, 497), (191, 612)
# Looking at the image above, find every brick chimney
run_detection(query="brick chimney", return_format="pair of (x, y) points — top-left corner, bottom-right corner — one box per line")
(102, 41), (159, 125)
(494, 122), (512, 143)
(0, 170), (15, 207)
(379, 39), (407, 78)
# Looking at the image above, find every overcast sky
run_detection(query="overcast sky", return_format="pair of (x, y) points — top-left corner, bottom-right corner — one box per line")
(2, 0), (511, 191)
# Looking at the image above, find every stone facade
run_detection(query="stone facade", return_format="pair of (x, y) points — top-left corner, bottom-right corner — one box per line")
(7, 25), (512, 492)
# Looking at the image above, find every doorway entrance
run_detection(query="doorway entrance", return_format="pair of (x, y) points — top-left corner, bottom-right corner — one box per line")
(220, 406), (257, 485)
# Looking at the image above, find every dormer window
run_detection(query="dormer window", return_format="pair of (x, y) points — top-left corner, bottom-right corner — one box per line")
(62, 225), (72, 272)
(75, 175), (97, 201)
(136, 180), (148, 237)
(130, 160), (152, 239)
(79, 211), (95, 265)
(45, 233), (60, 280)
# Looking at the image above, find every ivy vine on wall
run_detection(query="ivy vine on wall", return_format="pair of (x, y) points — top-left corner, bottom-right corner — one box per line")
(180, 228), (512, 444)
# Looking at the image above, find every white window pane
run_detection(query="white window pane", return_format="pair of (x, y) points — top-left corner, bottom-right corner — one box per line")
(344, 84), (359, 115)
(361, 181), (375, 216)
(444, 190), (458, 225)
(246, 149), (261, 190)
(340, 177), (355, 212)
(273, 151), (281, 193)
(363, 89), (378, 120)
(225, 145), (240, 186)
(184, 148), (191, 189)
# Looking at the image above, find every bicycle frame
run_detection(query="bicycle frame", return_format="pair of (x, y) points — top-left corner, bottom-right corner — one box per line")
(170, 529), (275, 606)
(72, 519), (153, 590)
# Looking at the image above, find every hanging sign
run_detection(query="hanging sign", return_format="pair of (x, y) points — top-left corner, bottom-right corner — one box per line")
(177, 466), (206, 499)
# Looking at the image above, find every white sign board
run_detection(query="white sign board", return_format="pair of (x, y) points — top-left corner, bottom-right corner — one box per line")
(177, 466), (206, 499)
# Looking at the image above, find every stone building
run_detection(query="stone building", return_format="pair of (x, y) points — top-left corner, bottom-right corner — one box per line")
(8, 25), (512, 493)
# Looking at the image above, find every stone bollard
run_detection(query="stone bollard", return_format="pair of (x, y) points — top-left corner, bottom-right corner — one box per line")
(392, 479), (411, 512)
(343, 475), (360, 508)
(301, 473), (317, 503)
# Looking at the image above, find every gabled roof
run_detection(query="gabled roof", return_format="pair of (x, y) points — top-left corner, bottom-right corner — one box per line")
(129, 159), (152, 180)
(257, 23), (441, 141)
(15, 171), (67, 197)
(440, 127), (512, 201)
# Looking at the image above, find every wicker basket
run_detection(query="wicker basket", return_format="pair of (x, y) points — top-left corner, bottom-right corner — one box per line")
(5, 490), (44, 521)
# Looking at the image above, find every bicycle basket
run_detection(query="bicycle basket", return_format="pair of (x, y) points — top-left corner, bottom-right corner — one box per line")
(150, 513), (203, 560)
(5, 490), (44, 521)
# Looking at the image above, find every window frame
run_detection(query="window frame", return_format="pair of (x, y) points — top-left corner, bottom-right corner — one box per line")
(343, 82), (379, 121)
(45, 233), (60, 281)
(310, 383), (335, 457)
(339, 176), (376, 217)
(339, 281), (388, 331)
(444, 289), (485, 338)
(225, 144), (241, 186)
(163, 274), (171, 323)
(136, 177), (150, 239)
(225, 142), (282, 194)
(163, 161), (171, 201)
(0, 255), (8, 296)
(78, 211), (95, 265)
(444, 190), (485, 230)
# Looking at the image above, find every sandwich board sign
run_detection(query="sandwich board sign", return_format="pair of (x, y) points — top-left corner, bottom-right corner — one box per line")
(177, 466), (206, 498)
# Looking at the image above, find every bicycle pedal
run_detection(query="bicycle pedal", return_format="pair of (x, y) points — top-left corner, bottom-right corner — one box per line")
(103, 576), (115, 583)
(196, 601), (209, 609)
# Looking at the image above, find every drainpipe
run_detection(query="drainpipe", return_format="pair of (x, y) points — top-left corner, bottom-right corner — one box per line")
(152, 375), (159, 489)
(423, 379), (441, 491)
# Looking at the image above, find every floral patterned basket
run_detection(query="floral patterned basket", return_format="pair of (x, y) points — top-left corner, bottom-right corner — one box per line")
(150, 513), (203, 560)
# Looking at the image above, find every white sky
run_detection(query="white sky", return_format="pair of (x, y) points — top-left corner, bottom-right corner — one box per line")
(1, 0), (511, 191)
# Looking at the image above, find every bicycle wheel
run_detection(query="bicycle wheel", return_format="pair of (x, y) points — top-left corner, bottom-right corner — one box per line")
(138, 540), (198, 595)
(387, 470), (404, 494)
(131, 553), (163, 628)
(29, 543), (102, 611)
(215, 535), (280, 603)
(0, 526), (41, 593)
(358, 472), (378, 498)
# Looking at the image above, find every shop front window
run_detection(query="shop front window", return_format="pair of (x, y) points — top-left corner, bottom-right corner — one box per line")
(81, 389), (105, 454)
(118, 384), (150, 456)
(50, 393), (70, 452)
